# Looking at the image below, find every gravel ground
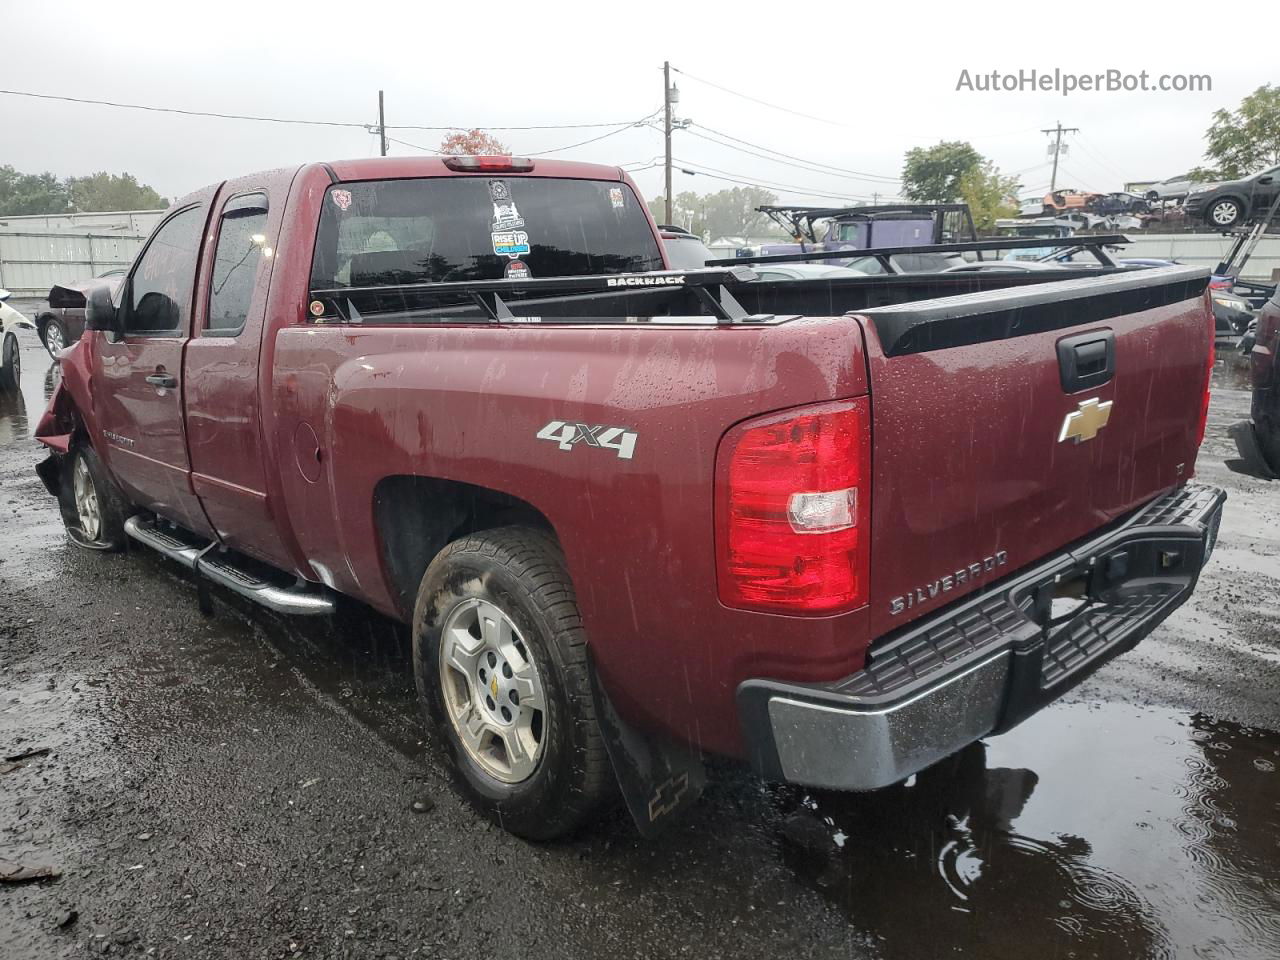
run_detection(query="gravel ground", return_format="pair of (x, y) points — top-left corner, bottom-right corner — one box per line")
(2, 332), (1278, 960)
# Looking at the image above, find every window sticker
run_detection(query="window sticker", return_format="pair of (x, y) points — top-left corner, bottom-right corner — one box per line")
(492, 200), (525, 231)
(504, 259), (531, 280)
(488, 180), (512, 201)
(609, 187), (625, 209)
(492, 230), (530, 258)
(331, 189), (353, 211)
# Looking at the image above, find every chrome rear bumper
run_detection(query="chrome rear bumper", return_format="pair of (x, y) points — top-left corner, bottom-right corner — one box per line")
(738, 484), (1226, 791)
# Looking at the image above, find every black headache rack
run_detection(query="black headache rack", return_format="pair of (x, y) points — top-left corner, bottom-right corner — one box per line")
(308, 266), (777, 326)
(707, 234), (1131, 271)
(758, 203), (978, 245)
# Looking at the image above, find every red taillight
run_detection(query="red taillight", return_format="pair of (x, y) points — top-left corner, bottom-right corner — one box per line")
(442, 155), (534, 173)
(1195, 298), (1215, 451)
(716, 399), (871, 615)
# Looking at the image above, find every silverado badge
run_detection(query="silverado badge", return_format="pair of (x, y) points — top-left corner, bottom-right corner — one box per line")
(1058, 397), (1113, 444)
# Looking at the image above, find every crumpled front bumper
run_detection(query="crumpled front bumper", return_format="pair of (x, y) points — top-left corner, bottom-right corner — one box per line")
(738, 483), (1226, 791)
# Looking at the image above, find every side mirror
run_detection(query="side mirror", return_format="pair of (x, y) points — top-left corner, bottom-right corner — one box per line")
(84, 282), (121, 340)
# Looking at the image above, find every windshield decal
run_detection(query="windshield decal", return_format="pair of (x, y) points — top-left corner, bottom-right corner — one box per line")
(610, 187), (625, 209)
(331, 189), (353, 211)
(492, 230), (531, 258)
(504, 259), (531, 280)
(492, 199), (525, 231)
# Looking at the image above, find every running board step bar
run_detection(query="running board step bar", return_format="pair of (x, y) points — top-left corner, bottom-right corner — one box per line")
(124, 516), (336, 616)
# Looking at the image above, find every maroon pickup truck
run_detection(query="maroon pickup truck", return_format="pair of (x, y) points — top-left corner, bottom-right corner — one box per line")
(34, 155), (1224, 839)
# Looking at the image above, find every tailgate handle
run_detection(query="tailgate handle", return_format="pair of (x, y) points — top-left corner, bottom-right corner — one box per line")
(1057, 330), (1115, 392)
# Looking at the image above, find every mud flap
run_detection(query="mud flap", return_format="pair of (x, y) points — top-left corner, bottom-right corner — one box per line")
(1227, 420), (1277, 480)
(35, 454), (63, 498)
(587, 661), (706, 837)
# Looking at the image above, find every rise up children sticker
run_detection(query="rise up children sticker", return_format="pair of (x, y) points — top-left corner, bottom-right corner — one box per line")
(491, 230), (530, 258)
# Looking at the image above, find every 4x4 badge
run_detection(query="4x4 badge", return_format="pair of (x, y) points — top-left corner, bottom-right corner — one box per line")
(1059, 397), (1113, 444)
(536, 420), (637, 460)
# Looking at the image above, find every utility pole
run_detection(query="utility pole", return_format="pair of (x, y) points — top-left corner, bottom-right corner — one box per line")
(378, 90), (387, 157)
(663, 62), (673, 223)
(1042, 121), (1078, 193)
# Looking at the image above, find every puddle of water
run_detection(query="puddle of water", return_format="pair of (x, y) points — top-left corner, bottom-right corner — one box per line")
(778, 702), (1280, 959)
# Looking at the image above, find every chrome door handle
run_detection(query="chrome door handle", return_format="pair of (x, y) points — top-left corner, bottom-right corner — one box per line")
(145, 373), (177, 389)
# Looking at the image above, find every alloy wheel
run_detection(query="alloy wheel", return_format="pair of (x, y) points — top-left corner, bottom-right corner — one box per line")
(46, 324), (65, 355)
(72, 456), (101, 542)
(438, 597), (546, 783)
(1211, 201), (1239, 226)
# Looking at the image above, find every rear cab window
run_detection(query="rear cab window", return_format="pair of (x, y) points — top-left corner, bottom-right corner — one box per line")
(310, 177), (663, 293)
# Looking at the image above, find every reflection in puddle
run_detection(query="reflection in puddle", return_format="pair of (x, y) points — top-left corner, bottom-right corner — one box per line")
(778, 703), (1280, 959)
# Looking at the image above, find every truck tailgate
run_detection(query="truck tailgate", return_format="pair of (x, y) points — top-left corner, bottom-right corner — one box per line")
(858, 266), (1211, 639)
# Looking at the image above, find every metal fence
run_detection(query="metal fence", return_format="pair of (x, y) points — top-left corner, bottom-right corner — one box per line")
(1119, 233), (1280, 282)
(0, 209), (164, 300)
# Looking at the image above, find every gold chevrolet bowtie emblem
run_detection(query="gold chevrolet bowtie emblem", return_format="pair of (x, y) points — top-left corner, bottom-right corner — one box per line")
(490, 676), (499, 698)
(1058, 397), (1113, 443)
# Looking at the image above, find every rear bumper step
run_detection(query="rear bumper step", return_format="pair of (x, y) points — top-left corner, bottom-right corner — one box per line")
(123, 516), (336, 616)
(738, 483), (1226, 791)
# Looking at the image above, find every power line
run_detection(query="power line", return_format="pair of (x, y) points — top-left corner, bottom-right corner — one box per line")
(384, 136), (442, 154)
(673, 158), (895, 203)
(524, 111), (661, 157)
(0, 88), (653, 132)
(671, 66), (847, 127)
(681, 124), (900, 184)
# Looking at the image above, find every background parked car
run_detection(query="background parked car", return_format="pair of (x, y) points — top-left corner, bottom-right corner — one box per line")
(1185, 165), (1280, 229)
(1145, 172), (1218, 202)
(752, 264), (869, 280)
(1, 287), (35, 393)
(35, 269), (126, 356)
(656, 225), (715, 268)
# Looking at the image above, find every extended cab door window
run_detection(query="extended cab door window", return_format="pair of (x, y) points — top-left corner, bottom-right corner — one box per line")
(123, 206), (204, 335)
(207, 194), (270, 336)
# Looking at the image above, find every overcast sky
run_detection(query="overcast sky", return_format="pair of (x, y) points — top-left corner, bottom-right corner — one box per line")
(3, 0), (1271, 207)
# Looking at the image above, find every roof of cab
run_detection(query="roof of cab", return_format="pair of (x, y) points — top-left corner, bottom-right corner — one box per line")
(322, 156), (627, 182)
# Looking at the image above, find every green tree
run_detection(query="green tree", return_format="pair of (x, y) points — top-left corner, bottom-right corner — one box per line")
(901, 141), (983, 202)
(647, 191), (714, 235)
(958, 162), (1020, 231)
(647, 187), (781, 240)
(66, 172), (167, 212)
(0, 165), (70, 215)
(701, 187), (778, 240)
(1203, 84), (1280, 179)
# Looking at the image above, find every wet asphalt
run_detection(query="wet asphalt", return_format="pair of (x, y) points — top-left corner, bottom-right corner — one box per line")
(1, 329), (1278, 960)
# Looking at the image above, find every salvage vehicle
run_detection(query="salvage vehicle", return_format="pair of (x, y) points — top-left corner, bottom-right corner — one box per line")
(1229, 290), (1280, 479)
(1145, 172), (1218, 203)
(1, 287), (35, 392)
(1185, 165), (1280, 229)
(34, 155), (1225, 840)
(35, 270), (126, 356)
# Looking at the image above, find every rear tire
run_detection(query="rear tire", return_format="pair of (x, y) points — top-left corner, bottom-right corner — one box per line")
(58, 445), (128, 550)
(42, 317), (67, 357)
(411, 526), (611, 840)
(0, 332), (18, 393)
